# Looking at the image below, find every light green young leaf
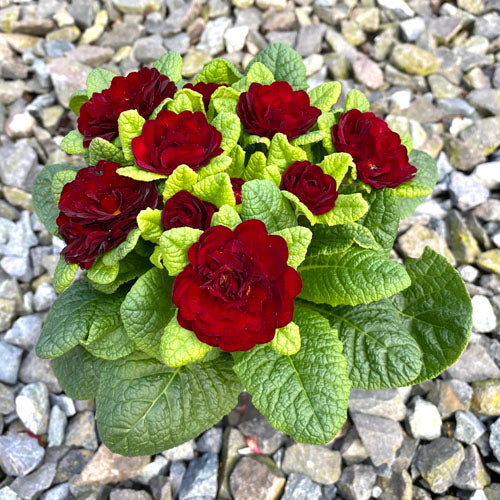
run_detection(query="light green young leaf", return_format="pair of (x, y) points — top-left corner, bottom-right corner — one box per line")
(120, 269), (176, 360)
(192, 172), (236, 207)
(290, 130), (325, 147)
(51, 169), (76, 204)
(96, 352), (241, 455)
(150, 97), (173, 119)
(137, 208), (163, 244)
(160, 316), (212, 367)
(60, 130), (86, 154)
(167, 88), (205, 115)
(395, 180), (433, 198)
(267, 133), (308, 172)
(88, 137), (126, 165)
(163, 165), (198, 200)
(260, 165), (281, 186)
(210, 86), (240, 115)
(102, 228), (141, 267)
(53, 255), (78, 294)
(233, 307), (350, 444)
(86, 68), (116, 96)
(159, 227), (202, 276)
(117, 166), (168, 182)
(272, 226), (312, 268)
(211, 204), (241, 228)
(241, 179), (296, 233)
(118, 110), (146, 164)
(197, 155), (232, 180)
(317, 112), (336, 153)
(309, 82), (342, 113)
(152, 51), (183, 82)
(320, 152), (355, 186)
(345, 89), (370, 112)
(87, 256), (120, 285)
(245, 134), (271, 148)
(401, 135), (412, 153)
(193, 58), (243, 85)
(211, 112), (241, 153)
(245, 61), (275, 86)
(150, 245), (163, 269)
(69, 89), (89, 116)
(392, 247), (472, 384)
(270, 321), (301, 356)
(298, 247), (411, 308)
(243, 151), (266, 181)
(227, 144), (245, 178)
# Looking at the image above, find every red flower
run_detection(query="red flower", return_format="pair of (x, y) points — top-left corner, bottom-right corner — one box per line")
(331, 109), (417, 189)
(131, 110), (224, 175)
(183, 82), (228, 111)
(162, 190), (217, 230)
(172, 219), (302, 352)
(280, 161), (338, 215)
(77, 67), (177, 148)
(237, 82), (321, 140)
(231, 178), (244, 204)
(57, 161), (161, 269)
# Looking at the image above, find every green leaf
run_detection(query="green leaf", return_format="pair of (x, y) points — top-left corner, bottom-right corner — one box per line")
(233, 307), (350, 444)
(88, 137), (126, 165)
(246, 43), (307, 90)
(272, 226), (312, 268)
(397, 150), (438, 219)
(300, 299), (423, 389)
(86, 68), (116, 96)
(245, 134), (271, 148)
(243, 151), (266, 181)
(60, 130), (86, 154)
(163, 165), (199, 199)
(53, 256), (78, 294)
(241, 179), (296, 233)
(159, 227), (202, 276)
(32, 164), (81, 236)
(317, 112), (336, 154)
(392, 247), (472, 384)
(320, 152), (354, 186)
(150, 97), (173, 119)
(345, 89), (370, 112)
(298, 248), (411, 307)
(118, 110), (146, 165)
(137, 208), (163, 244)
(260, 165), (281, 186)
(117, 166), (168, 182)
(245, 61), (275, 86)
(359, 188), (399, 255)
(167, 88), (205, 115)
(51, 169), (76, 204)
(192, 172), (236, 207)
(210, 86), (240, 115)
(51, 346), (104, 400)
(102, 228), (141, 266)
(194, 58), (242, 85)
(227, 144), (245, 178)
(96, 352), (241, 455)
(267, 133), (307, 173)
(270, 321), (300, 356)
(87, 256), (120, 285)
(395, 180), (433, 198)
(211, 204), (241, 229)
(69, 89), (89, 116)
(401, 135), (412, 153)
(290, 130), (325, 147)
(211, 112), (241, 153)
(36, 280), (126, 359)
(160, 316), (212, 367)
(152, 51), (183, 82)
(309, 82), (342, 113)
(120, 269), (176, 360)
(197, 154), (232, 180)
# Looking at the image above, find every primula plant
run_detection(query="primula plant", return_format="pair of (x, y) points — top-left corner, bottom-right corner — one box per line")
(33, 44), (472, 456)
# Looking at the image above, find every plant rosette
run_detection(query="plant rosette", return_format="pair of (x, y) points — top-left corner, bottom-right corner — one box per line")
(33, 44), (472, 457)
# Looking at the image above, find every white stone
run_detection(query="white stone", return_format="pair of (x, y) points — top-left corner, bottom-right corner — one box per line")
(407, 397), (442, 440)
(377, 0), (414, 19)
(224, 26), (249, 53)
(15, 382), (50, 435)
(472, 161), (500, 190)
(472, 295), (497, 333)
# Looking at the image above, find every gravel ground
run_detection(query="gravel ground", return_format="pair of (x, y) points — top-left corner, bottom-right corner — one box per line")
(0, 0), (499, 498)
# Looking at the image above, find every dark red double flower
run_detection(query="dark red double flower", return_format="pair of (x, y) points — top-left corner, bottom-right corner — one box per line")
(172, 219), (302, 352)
(77, 67), (177, 148)
(237, 82), (321, 140)
(332, 109), (417, 189)
(281, 161), (338, 215)
(162, 190), (217, 231)
(183, 82), (228, 111)
(131, 110), (224, 175)
(57, 161), (161, 269)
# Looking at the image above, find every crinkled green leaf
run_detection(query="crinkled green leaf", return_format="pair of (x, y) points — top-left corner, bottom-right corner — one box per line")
(210, 86), (240, 115)
(53, 255), (78, 294)
(245, 134), (271, 148)
(118, 110), (146, 164)
(167, 88), (205, 115)
(270, 321), (301, 356)
(395, 180), (433, 198)
(163, 165), (198, 200)
(192, 172), (236, 207)
(51, 169), (76, 204)
(160, 316), (212, 367)
(120, 268), (176, 360)
(245, 61), (275, 86)
(117, 166), (168, 182)
(137, 208), (163, 244)
(150, 97), (173, 119)
(246, 43), (307, 91)
(211, 112), (241, 153)
(96, 352), (241, 455)
(243, 151), (266, 181)
(233, 307), (350, 444)
(87, 68), (116, 96)
(36, 280), (126, 359)
(272, 226), (312, 268)
(345, 89), (370, 112)
(51, 346), (104, 400)
(152, 51), (183, 82)
(309, 82), (342, 113)
(150, 245), (163, 269)
(227, 144), (245, 178)
(197, 155), (232, 180)
(60, 130), (86, 154)
(392, 247), (472, 384)
(88, 137), (126, 165)
(290, 130), (325, 147)
(401, 135), (412, 153)
(317, 112), (336, 154)
(87, 256), (120, 285)
(69, 89), (89, 116)
(193, 58), (242, 85)
(298, 247), (411, 308)
(211, 204), (241, 229)
(241, 179), (296, 233)
(300, 299), (423, 390)
(82, 322), (134, 360)
(102, 229), (141, 267)
(267, 133), (308, 172)
(159, 227), (202, 276)
(320, 152), (354, 186)
(261, 165), (281, 186)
